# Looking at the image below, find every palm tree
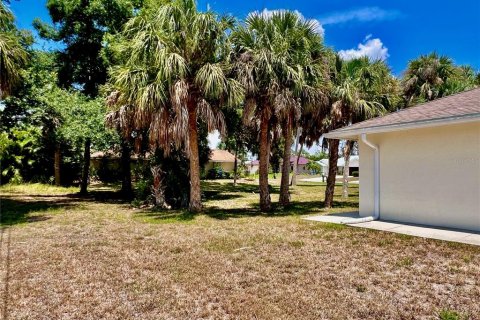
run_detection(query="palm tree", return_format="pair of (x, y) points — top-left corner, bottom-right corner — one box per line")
(232, 10), (327, 210)
(108, 0), (244, 212)
(402, 52), (454, 105)
(275, 14), (328, 206)
(0, 2), (28, 98)
(324, 56), (395, 207)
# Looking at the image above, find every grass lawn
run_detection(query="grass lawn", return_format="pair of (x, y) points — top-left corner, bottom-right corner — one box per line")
(0, 180), (478, 319)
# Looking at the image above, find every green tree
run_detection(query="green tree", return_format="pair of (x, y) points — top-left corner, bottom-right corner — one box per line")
(217, 107), (255, 186)
(0, 1), (29, 98)
(108, 0), (243, 212)
(324, 56), (398, 206)
(34, 0), (141, 96)
(1, 51), (117, 186)
(402, 52), (454, 105)
(231, 10), (327, 210)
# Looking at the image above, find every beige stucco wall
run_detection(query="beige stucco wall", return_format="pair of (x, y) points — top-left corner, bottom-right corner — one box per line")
(205, 161), (235, 172)
(359, 121), (480, 231)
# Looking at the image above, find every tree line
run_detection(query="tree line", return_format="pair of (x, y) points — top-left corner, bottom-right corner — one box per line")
(1, 0), (479, 212)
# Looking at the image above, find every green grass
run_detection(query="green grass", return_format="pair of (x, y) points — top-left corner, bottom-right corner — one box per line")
(0, 183), (79, 195)
(438, 309), (464, 320)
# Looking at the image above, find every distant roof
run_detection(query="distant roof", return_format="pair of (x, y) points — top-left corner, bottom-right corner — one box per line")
(318, 159), (328, 167)
(338, 155), (359, 167)
(91, 151), (120, 159)
(209, 149), (236, 163)
(91, 150), (145, 160)
(248, 156), (309, 166)
(325, 88), (480, 139)
(317, 156), (359, 167)
(289, 156), (309, 165)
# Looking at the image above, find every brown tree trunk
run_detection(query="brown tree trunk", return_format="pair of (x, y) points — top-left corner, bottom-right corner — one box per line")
(54, 143), (61, 186)
(324, 139), (339, 208)
(80, 138), (91, 194)
(258, 112), (272, 212)
(121, 140), (132, 198)
(187, 103), (202, 212)
(279, 118), (293, 206)
(342, 140), (354, 199)
(233, 145), (238, 187)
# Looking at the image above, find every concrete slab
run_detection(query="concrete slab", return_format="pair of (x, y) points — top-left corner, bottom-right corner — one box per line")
(304, 213), (480, 246)
(303, 212), (359, 224)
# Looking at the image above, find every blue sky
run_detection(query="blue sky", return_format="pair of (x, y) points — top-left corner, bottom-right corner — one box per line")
(9, 0), (480, 152)
(10, 0), (480, 75)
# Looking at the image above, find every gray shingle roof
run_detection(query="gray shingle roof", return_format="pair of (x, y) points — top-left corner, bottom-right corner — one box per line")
(325, 88), (480, 138)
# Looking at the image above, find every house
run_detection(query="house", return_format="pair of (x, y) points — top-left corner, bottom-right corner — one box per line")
(324, 88), (480, 232)
(205, 149), (237, 173)
(317, 156), (359, 176)
(280, 156), (310, 174)
(90, 151), (146, 182)
(246, 156), (310, 175)
(245, 160), (259, 175)
(338, 155), (359, 175)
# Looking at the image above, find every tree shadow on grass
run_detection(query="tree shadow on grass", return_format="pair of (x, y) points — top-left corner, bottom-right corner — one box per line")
(134, 198), (358, 223)
(0, 197), (76, 226)
(202, 181), (280, 194)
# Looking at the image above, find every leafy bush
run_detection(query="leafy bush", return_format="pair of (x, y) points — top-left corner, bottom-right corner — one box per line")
(351, 171), (359, 177)
(0, 128), (42, 184)
(206, 166), (226, 179)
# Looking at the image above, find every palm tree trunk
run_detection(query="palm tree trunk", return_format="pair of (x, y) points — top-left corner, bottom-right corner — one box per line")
(290, 127), (302, 186)
(187, 103), (202, 212)
(279, 119), (293, 206)
(121, 140), (132, 198)
(233, 145), (238, 187)
(324, 138), (339, 208)
(54, 143), (61, 186)
(80, 138), (91, 194)
(342, 140), (353, 199)
(259, 113), (272, 212)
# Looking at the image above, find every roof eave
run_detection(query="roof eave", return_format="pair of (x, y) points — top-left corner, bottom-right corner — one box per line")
(323, 114), (480, 140)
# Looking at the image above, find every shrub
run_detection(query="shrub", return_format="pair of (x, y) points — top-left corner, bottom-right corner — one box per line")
(351, 171), (359, 177)
(206, 166), (225, 179)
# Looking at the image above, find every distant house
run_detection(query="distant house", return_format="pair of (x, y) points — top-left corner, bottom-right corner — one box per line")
(324, 88), (480, 232)
(90, 151), (146, 181)
(205, 149), (237, 173)
(246, 156), (310, 175)
(245, 160), (259, 175)
(281, 156), (309, 174)
(318, 156), (359, 176)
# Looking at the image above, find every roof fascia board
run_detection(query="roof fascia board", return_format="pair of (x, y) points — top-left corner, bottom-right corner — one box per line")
(323, 113), (480, 140)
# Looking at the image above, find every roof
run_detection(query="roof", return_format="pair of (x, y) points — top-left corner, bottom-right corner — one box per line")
(91, 150), (146, 160)
(338, 155), (359, 167)
(325, 88), (480, 139)
(317, 156), (359, 167)
(248, 156), (309, 166)
(318, 159), (328, 167)
(289, 156), (309, 165)
(209, 149), (236, 163)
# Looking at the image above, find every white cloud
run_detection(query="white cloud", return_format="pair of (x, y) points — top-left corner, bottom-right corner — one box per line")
(338, 36), (389, 61)
(253, 8), (325, 37)
(320, 7), (400, 25)
(207, 130), (221, 149)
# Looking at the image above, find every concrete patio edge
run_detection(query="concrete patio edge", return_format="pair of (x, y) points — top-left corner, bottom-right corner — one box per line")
(304, 213), (480, 246)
